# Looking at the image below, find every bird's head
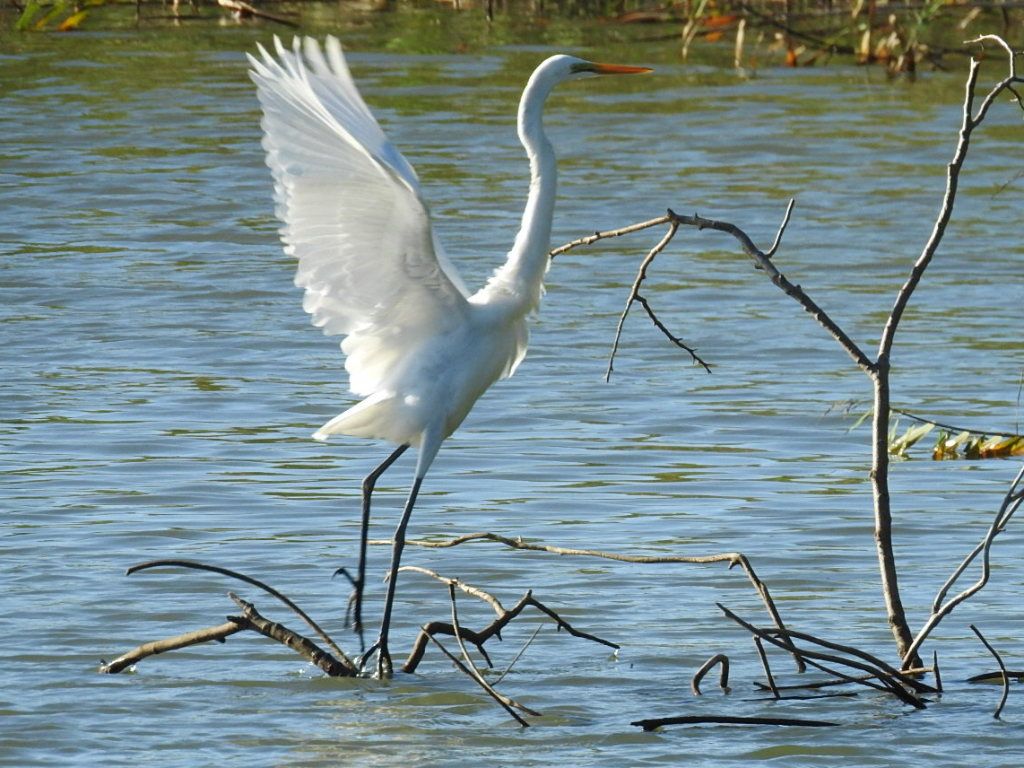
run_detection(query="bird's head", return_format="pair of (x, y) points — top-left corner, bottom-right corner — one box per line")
(537, 54), (652, 84)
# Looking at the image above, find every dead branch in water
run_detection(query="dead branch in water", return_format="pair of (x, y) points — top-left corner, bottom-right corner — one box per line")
(99, 591), (357, 677)
(970, 624), (1011, 719)
(400, 566), (618, 674)
(377, 531), (803, 672)
(99, 621), (245, 674)
(631, 714), (840, 730)
(691, 653), (731, 695)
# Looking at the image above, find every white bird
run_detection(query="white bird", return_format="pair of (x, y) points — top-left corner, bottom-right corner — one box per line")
(249, 36), (650, 677)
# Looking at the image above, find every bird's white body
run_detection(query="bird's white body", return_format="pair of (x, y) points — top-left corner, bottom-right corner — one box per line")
(249, 37), (648, 675)
(249, 39), (582, 476)
(317, 294), (528, 454)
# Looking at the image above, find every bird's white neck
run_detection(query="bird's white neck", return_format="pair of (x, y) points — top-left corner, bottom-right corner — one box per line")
(478, 70), (559, 316)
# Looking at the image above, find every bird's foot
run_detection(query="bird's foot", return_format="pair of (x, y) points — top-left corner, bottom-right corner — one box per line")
(333, 566), (364, 637)
(357, 641), (393, 679)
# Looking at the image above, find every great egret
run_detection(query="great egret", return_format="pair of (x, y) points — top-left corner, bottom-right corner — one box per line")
(249, 37), (650, 677)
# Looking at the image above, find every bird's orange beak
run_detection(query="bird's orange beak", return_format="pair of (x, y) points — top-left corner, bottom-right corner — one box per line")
(590, 63), (653, 75)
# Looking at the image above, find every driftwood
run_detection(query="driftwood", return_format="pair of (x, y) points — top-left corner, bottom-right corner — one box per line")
(99, 621), (245, 674)
(631, 714), (839, 731)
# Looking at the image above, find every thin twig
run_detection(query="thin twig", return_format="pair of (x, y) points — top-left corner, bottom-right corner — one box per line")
(127, 559), (350, 666)
(753, 665), (932, 693)
(492, 623), (544, 686)
(549, 215), (671, 259)
(606, 220), (711, 379)
(891, 407), (1022, 440)
(447, 583), (540, 720)
(400, 565), (505, 615)
(970, 624), (1010, 719)
(422, 630), (537, 726)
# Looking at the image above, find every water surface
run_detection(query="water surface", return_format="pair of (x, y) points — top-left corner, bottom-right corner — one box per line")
(2, 17), (1022, 767)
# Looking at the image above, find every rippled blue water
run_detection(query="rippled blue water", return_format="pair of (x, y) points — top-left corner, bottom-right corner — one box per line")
(2, 19), (1022, 767)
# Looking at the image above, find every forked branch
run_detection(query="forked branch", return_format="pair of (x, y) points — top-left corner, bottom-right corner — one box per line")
(401, 566), (618, 673)
(902, 464), (1024, 668)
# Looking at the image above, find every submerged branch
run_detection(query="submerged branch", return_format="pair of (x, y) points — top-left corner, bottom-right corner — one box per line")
(970, 624), (1011, 720)
(691, 653), (731, 695)
(632, 714), (839, 730)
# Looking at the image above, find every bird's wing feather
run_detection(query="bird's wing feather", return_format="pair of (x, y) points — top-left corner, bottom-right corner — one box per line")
(249, 37), (471, 394)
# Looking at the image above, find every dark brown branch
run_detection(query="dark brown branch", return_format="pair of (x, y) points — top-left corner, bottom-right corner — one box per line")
(606, 220), (711, 378)
(718, 604), (927, 708)
(227, 593), (356, 677)
(99, 621), (245, 674)
(753, 666), (932, 694)
(970, 624), (1010, 719)
(691, 653), (731, 695)
(753, 637), (780, 699)
(666, 206), (874, 374)
(967, 670), (1024, 684)
(403, 581), (617, 674)
(127, 558), (350, 666)
(631, 714), (839, 731)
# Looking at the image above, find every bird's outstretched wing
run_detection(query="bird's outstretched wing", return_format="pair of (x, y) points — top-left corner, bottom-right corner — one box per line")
(248, 37), (471, 395)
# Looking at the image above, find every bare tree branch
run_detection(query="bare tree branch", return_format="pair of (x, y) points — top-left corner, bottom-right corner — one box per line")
(718, 604), (927, 708)
(446, 583), (541, 723)
(970, 624), (1010, 719)
(902, 464), (1024, 668)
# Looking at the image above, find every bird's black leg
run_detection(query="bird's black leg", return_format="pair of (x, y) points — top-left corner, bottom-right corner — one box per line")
(373, 474), (424, 678)
(347, 443), (409, 643)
